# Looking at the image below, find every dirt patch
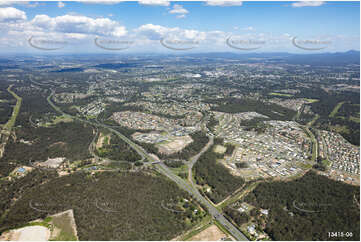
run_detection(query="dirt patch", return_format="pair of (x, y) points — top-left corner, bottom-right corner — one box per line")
(96, 133), (110, 149)
(214, 145), (227, 154)
(50, 209), (78, 241)
(0, 226), (50, 241)
(35, 157), (66, 169)
(189, 224), (227, 241)
(157, 135), (193, 155)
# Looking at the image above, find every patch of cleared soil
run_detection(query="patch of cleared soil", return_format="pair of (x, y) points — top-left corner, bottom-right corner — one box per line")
(189, 225), (227, 241)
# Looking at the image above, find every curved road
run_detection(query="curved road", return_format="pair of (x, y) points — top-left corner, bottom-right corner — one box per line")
(47, 90), (248, 241)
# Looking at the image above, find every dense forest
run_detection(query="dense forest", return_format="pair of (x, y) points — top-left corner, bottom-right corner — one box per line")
(0, 171), (204, 240)
(0, 85), (94, 177)
(193, 139), (244, 204)
(1, 121), (93, 167)
(243, 171), (360, 241)
(0, 169), (57, 225)
(205, 97), (297, 121)
(95, 133), (141, 162)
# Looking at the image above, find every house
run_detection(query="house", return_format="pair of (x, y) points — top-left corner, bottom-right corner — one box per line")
(247, 224), (256, 235)
(260, 209), (269, 215)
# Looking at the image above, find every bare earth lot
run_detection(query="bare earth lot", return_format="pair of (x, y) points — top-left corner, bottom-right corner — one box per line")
(0, 226), (50, 241)
(189, 225), (227, 241)
(157, 135), (193, 154)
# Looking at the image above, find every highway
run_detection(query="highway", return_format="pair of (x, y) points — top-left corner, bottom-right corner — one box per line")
(47, 90), (248, 241)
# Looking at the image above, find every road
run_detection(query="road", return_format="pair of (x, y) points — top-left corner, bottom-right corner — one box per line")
(46, 91), (248, 241)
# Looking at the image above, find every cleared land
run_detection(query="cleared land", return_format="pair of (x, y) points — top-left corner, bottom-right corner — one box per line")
(329, 101), (345, 118)
(157, 135), (193, 155)
(0, 226), (50, 241)
(213, 145), (227, 154)
(304, 98), (319, 103)
(189, 224), (227, 241)
(268, 92), (293, 97)
(3, 85), (22, 131)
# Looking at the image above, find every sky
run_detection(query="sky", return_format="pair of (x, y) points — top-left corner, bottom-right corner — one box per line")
(0, 0), (359, 54)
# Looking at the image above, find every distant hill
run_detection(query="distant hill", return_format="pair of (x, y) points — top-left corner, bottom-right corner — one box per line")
(182, 50), (360, 66)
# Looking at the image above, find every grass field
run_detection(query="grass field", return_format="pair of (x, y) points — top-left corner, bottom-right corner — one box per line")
(3, 85), (22, 131)
(51, 211), (77, 241)
(304, 98), (319, 103)
(268, 92), (293, 97)
(349, 115), (360, 123)
(329, 101), (345, 118)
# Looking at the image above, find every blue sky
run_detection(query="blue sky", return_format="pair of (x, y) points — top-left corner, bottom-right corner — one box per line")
(0, 1), (359, 54)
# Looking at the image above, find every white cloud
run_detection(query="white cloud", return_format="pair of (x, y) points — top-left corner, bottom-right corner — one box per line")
(169, 4), (188, 14)
(243, 26), (254, 31)
(135, 23), (178, 40)
(0, 7), (27, 22)
(76, 1), (124, 4)
(0, 1), (39, 7)
(292, 1), (324, 7)
(168, 4), (188, 18)
(58, 1), (65, 8)
(205, 1), (243, 7)
(31, 14), (127, 36)
(138, 0), (170, 6)
(176, 14), (186, 19)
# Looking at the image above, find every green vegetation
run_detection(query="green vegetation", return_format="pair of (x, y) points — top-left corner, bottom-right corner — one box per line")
(329, 101), (345, 118)
(206, 98), (296, 121)
(206, 114), (218, 132)
(3, 85), (22, 131)
(223, 207), (249, 227)
(51, 213), (77, 241)
(179, 218), (212, 241)
(235, 162), (249, 168)
(194, 139), (245, 204)
(244, 171), (360, 241)
(0, 172), (205, 240)
(0, 169), (58, 227)
(269, 92), (293, 97)
(349, 115), (360, 123)
(304, 98), (319, 103)
(164, 160), (184, 168)
(224, 143), (236, 156)
(95, 133), (141, 162)
(1, 121), (94, 164)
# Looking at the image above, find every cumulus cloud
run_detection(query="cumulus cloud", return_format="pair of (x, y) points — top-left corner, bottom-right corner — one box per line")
(138, 0), (170, 6)
(205, 0), (243, 6)
(0, 1), (39, 7)
(169, 4), (188, 14)
(58, 1), (65, 8)
(169, 4), (188, 18)
(76, 1), (124, 4)
(292, 1), (324, 7)
(31, 14), (127, 36)
(0, 7), (27, 22)
(135, 23), (224, 45)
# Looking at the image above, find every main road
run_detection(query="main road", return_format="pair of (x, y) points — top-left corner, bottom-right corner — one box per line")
(47, 90), (248, 241)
